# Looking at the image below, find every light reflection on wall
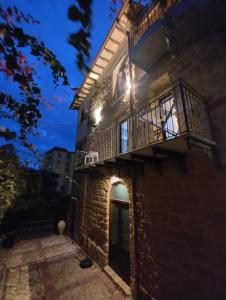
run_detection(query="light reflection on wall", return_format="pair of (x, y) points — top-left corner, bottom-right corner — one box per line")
(94, 106), (102, 125)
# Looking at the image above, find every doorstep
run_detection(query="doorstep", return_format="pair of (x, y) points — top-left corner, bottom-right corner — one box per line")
(104, 265), (131, 297)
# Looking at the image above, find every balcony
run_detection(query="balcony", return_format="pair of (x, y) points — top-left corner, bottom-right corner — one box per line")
(129, 0), (220, 71)
(129, 0), (180, 71)
(75, 80), (216, 170)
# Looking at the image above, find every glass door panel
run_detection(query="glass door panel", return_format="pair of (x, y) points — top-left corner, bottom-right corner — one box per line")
(120, 120), (128, 153)
(121, 206), (130, 252)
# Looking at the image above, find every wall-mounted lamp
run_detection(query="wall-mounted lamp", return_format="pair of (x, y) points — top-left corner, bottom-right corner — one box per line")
(126, 77), (131, 95)
(94, 106), (102, 125)
(110, 176), (121, 184)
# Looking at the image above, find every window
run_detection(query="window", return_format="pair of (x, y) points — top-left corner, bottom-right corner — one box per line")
(135, 65), (146, 81)
(116, 68), (126, 99)
(79, 108), (85, 125)
(120, 120), (129, 153)
(113, 57), (128, 100)
(159, 95), (179, 139)
(111, 183), (129, 201)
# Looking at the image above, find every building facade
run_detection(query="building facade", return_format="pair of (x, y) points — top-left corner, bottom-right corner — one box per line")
(70, 1), (226, 299)
(42, 147), (74, 195)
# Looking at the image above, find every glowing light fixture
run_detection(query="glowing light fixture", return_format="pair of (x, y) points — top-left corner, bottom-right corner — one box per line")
(94, 106), (102, 125)
(126, 77), (131, 94)
(110, 176), (121, 184)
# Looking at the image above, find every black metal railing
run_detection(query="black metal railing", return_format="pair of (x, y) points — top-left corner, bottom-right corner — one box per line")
(75, 80), (215, 169)
(129, 0), (180, 48)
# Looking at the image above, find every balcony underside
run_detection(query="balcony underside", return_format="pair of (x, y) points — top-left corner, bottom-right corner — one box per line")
(76, 133), (216, 171)
(74, 80), (216, 171)
(130, 22), (168, 72)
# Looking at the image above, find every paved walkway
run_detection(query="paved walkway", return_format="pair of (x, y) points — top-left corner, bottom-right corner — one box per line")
(0, 235), (130, 300)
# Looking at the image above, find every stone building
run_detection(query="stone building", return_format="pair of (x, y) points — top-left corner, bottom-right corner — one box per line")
(70, 1), (226, 299)
(42, 147), (74, 195)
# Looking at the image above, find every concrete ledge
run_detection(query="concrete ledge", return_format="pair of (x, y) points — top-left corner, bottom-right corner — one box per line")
(104, 265), (131, 297)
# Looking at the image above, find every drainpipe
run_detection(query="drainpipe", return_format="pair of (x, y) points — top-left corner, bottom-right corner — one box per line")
(81, 175), (87, 234)
(127, 30), (136, 151)
(80, 174), (93, 268)
(130, 162), (140, 299)
(127, 24), (140, 298)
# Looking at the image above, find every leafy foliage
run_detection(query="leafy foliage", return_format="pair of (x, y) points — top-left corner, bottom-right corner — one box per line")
(0, 144), (25, 221)
(13, 169), (61, 218)
(0, 144), (64, 224)
(68, 0), (93, 73)
(68, 0), (152, 74)
(0, 5), (69, 150)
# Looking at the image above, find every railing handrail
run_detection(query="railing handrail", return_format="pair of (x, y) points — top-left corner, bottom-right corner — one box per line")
(85, 78), (210, 136)
(130, 0), (180, 48)
(75, 79), (215, 169)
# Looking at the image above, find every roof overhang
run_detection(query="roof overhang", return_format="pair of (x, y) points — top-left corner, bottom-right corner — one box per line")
(70, 0), (132, 110)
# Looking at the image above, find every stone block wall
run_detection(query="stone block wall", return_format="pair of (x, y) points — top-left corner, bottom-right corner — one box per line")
(135, 151), (226, 300)
(74, 168), (135, 271)
(72, 3), (226, 299)
(74, 149), (226, 299)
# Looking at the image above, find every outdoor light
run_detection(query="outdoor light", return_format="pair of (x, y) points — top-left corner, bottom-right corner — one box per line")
(126, 77), (131, 94)
(110, 176), (121, 184)
(94, 106), (102, 125)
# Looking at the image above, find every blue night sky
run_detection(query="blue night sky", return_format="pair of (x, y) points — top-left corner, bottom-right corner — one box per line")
(0, 0), (114, 165)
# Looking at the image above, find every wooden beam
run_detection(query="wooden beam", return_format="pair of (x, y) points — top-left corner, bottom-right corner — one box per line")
(82, 87), (91, 92)
(99, 56), (110, 63)
(104, 47), (114, 55)
(81, 88), (89, 94)
(87, 78), (97, 85)
(84, 82), (96, 87)
(79, 95), (87, 99)
(87, 77), (97, 83)
(95, 63), (105, 70)
(116, 24), (126, 35)
(90, 70), (101, 76)
(109, 36), (121, 46)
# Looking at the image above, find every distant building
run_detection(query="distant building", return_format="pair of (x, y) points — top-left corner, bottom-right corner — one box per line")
(0, 144), (18, 161)
(42, 147), (75, 195)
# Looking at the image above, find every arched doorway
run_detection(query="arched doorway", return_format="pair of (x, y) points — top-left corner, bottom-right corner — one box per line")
(109, 182), (130, 284)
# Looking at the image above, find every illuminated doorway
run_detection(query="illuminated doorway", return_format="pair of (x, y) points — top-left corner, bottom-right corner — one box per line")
(109, 182), (130, 284)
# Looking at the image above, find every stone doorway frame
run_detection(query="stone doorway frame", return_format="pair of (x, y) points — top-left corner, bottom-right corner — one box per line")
(105, 176), (136, 293)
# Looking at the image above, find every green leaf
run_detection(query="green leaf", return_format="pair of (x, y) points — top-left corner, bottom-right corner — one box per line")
(68, 5), (81, 21)
(32, 86), (40, 94)
(4, 35), (14, 47)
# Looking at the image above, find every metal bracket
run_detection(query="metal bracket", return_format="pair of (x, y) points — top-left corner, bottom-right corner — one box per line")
(153, 147), (187, 173)
(149, 159), (163, 176)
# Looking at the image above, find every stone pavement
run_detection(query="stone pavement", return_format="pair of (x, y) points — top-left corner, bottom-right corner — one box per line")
(0, 235), (131, 300)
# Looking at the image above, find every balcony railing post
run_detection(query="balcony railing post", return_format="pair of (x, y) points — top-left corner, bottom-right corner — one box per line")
(131, 0), (179, 49)
(127, 31), (136, 151)
(179, 79), (190, 134)
(205, 103), (216, 142)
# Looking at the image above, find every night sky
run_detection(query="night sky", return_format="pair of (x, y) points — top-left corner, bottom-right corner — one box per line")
(0, 0), (114, 165)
